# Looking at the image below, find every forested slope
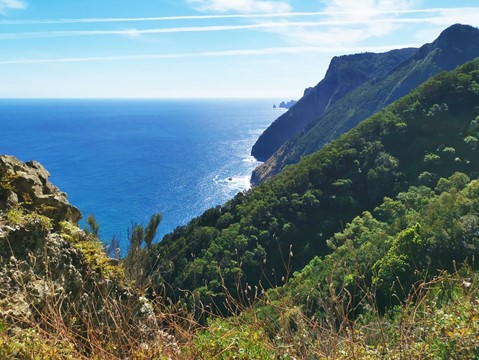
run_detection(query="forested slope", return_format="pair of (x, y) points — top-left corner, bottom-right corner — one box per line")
(252, 24), (479, 184)
(144, 59), (479, 310)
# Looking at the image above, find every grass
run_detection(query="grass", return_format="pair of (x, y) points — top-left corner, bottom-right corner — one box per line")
(1, 224), (479, 359)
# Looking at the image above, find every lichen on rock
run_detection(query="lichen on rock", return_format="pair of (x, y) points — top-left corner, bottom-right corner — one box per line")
(0, 155), (81, 224)
(0, 155), (178, 358)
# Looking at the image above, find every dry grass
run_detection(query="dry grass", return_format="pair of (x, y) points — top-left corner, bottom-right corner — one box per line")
(1, 229), (478, 359)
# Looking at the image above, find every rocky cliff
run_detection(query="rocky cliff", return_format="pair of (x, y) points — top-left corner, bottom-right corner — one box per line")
(251, 48), (417, 162)
(278, 100), (297, 109)
(252, 24), (479, 185)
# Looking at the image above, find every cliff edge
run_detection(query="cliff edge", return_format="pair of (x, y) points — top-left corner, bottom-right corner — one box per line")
(251, 48), (417, 162)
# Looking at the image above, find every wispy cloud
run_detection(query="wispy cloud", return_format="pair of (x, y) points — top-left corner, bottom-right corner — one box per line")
(0, 0), (27, 15)
(187, 0), (291, 14)
(0, 16), (473, 40)
(322, 0), (414, 22)
(267, 1), (479, 46)
(0, 8), (474, 25)
(265, 0), (413, 46)
(0, 44), (421, 65)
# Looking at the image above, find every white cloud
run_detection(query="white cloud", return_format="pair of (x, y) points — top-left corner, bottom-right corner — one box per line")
(0, 0), (27, 15)
(0, 18), (451, 40)
(187, 0), (291, 14)
(321, 0), (414, 21)
(272, 0), (416, 46)
(0, 8), (467, 25)
(0, 44), (421, 65)
(0, 3), (477, 44)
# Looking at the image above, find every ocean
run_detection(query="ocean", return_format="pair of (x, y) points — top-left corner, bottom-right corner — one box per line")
(0, 99), (283, 251)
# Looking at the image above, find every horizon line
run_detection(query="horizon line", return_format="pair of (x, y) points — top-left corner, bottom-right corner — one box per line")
(0, 96), (301, 101)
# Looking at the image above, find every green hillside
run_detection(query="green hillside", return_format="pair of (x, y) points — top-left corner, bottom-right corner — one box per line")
(283, 173), (479, 315)
(2, 53), (479, 360)
(239, 179), (479, 358)
(252, 24), (479, 185)
(143, 59), (479, 310)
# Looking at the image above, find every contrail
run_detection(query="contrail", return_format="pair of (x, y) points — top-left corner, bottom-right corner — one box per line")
(0, 7), (476, 25)
(0, 17), (457, 39)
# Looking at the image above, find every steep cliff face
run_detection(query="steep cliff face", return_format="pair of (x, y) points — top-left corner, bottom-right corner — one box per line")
(252, 24), (479, 185)
(251, 48), (417, 162)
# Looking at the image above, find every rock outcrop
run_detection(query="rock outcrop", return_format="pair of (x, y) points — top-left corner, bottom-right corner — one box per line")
(278, 100), (297, 109)
(0, 155), (81, 224)
(0, 155), (113, 325)
(0, 155), (177, 357)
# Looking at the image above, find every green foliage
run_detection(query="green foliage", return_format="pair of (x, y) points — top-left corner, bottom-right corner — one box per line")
(84, 214), (100, 236)
(372, 224), (427, 292)
(190, 317), (276, 359)
(426, 102), (449, 117)
(424, 152), (441, 164)
(123, 213), (162, 287)
(0, 328), (78, 359)
(255, 270), (479, 359)
(418, 171), (436, 186)
(383, 271), (479, 359)
(6, 208), (53, 234)
(59, 220), (124, 279)
(464, 135), (479, 150)
(144, 59), (479, 308)
(0, 172), (21, 195)
(283, 174), (479, 318)
(435, 171), (470, 193)
(145, 213), (162, 248)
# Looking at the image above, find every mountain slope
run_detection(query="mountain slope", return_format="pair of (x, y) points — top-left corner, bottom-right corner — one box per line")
(145, 59), (479, 306)
(251, 48), (417, 161)
(251, 180), (479, 358)
(252, 24), (479, 184)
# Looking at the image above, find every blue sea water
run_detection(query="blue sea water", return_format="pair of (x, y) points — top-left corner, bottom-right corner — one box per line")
(0, 99), (283, 251)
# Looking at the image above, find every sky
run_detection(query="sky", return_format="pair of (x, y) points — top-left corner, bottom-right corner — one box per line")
(0, 0), (479, 98)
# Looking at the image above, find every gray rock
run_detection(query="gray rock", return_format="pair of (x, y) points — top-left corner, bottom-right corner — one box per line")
(0, 155), (81, 223)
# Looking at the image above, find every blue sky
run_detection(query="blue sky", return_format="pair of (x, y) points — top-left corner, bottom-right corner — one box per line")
(1, 0), (478, 98)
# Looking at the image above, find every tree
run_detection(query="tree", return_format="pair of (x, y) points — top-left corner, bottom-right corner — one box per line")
(123, 213), (162, 288)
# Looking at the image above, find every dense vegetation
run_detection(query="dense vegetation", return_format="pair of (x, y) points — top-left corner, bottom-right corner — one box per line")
(139, 59), (479, 314)
(280, 173), (479, 315)
(252, 24), (479, 184)
(3, 171), (479, 357)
